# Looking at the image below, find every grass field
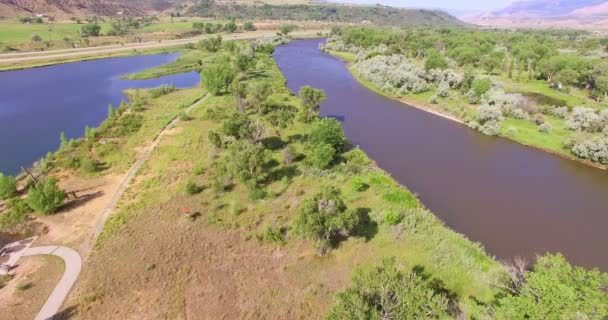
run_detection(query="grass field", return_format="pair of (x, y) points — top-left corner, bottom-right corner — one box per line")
(49, 42), (506, 319)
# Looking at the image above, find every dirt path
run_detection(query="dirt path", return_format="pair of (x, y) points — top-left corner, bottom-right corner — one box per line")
(0, 31), (317, 65)
(82, 94), (210, 255)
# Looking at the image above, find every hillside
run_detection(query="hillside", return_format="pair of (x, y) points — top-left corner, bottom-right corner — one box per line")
(0, 0), (465, 28)
(487, 0), (607, 18)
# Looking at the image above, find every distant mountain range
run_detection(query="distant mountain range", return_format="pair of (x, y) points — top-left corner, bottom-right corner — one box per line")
(480, 0), (608, 18)
(0, 0), (185, 17)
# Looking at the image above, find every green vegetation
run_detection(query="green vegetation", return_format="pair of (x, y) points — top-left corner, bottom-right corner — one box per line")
(0, 173), (17, 200)
(328, 257), (449, 319)
(26, 178), (66, 215)
(323, 27), (608, 166)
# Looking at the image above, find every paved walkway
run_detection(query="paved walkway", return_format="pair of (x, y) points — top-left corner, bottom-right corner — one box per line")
(22, 246), (82, 320)
(0, 237), (36, 275)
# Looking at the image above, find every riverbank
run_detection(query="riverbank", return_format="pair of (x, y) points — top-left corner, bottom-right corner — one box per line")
(325, 49), (608, 171)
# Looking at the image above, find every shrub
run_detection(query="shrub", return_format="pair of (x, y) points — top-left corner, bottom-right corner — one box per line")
(0, 173), (17, 200)
(26, 178), (66, 215)
(384, 210), (403, 225)
(227, 140), (268, 184)
(472, 78), (492, 98)
(424, 49), (448, 71)
(308, 118), (346, 151)
(327, 258), (449, 319)
(306, 143), (336, 169)
(283, 145), (297, 165)
(208, 130), (222, 148)
(243, 21), (256, 31)
(200, 35), (222, 52)
(259, 224), (286, 244)
(480, 120), (502, 136)
(511, 108), (526, 120)
(115, 114), (143, 136)
(0, 197), (30, 229)
(538, 122), (552, 133)
(185, 181), (201, 195)
(571, 137), (608, 164)
(81, 23), (101, 37)
(351, 177), (368, 192)
(353, 54), (429, 94)
(149, 83), (176, 98)
(544, 106), (568, 118)
(299, 86), (327, 121)
(603, 126), (608, 137)
(292, 186), (359, 251)
(224, 21), (237, 33)
(80, 157), (100, 173)
(247, 182), (267, 200)
(566, 107), (601, 131)
(436, 81), (450, 98)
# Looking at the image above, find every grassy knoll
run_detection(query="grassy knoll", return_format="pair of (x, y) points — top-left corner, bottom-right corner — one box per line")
(121, 48), (213, 80)
(64, 41), (505, 319)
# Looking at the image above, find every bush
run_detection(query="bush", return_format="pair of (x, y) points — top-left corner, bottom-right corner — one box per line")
(603, 126), (608, 137)
(243, 21), (256, 31)
(247, 183), (267, 200)
(26, 178), (66, 215)
(571, 137), (608, 164)
(283, 145), (297, 164)
(292, 186), (359, 251)
(185, 182), (202, 195)
(81, 23), (101, 37)
(353, 54), (429, 94)
(472, 78), (492, 98)
(538, 122), (552, 133)
(544, 105), (568, 118)
(200, 35), (222, 52)
(80, 157), (100, 173)
(259, 224), (286, 244)
(227, 140), (268, 184)
(327, 258), (449, 319)
(475, 104), (504, 136)
(0, 197), (30, 229)
(149, 83), (176, 98)
(511, 108), (526, 120)
(0, 173), (17, 200)
(308, 118), (346, 151)
(115, 114), (143, 136)
(566, 107), (601, 132)
(351, 177), (368, 192)
(306, 143), (336, 169)
(424, 49), (448, 71)
(384, 210), (403, 225)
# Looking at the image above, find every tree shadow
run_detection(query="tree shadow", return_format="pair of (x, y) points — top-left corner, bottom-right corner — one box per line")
(267, 165), (300, 183)
(59, 190), (104, 213)
(246, 71), (269, 80)
(263, 159), (281, 171)
(262, 136), (286, 151)
(54, 305), (79, 320)
(352, 208), (378, 241)
(412, 265), (461, 316)
(326, 114), (345, 122)
(287, 134), (304, 143)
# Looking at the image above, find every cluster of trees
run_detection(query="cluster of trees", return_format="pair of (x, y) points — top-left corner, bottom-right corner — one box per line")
(191, 0), (462, 27)
(328, 253), (608, 319)
(334, 27), (608, 100)
(193, 21), (255, 34)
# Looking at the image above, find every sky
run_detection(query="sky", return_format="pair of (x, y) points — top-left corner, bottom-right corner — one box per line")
(326, 0), (514, 12)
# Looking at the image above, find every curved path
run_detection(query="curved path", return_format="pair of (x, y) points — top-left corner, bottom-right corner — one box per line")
(22, 246), (82, 320)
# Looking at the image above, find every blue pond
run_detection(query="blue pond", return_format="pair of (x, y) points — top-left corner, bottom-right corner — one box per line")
(0, 53), (200, 175)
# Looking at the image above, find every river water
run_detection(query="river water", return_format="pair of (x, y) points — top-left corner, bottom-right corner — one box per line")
(0, 53), (200, 175)
(274, 39), (608, 270)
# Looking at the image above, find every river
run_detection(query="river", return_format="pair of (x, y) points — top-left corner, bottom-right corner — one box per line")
(274, 38), (608, 271)
(0, 53), (200, 175)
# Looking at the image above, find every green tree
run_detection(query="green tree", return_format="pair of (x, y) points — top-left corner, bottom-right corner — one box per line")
(227, 140), (268, 184)
(328, 257), (449, 320)
(26, 178), (66, 215)
(200, 35), (223, 52)
(481, 51), (505, 75)
(424, 49), (448, 71)
(0, 173), (17, 200)
(235, 54), (253, 72)
(495, 253), (608, 320)
(279, 24), (297, 36)
(306, 142), (335, 169)
(221, 113), (255, 140)
(472, 78), (492, 98)
(202, 56), (235, 95)
(266, 106), (297, 134)
(247, 81), (272, 113)
(299, 86), (327, 121)
(224, 21), (237, 33)
(81, 23), (101, 37)
(308, 118), (346, 151)
(293, 185), (359, 251)
(30, 34), (43, 43)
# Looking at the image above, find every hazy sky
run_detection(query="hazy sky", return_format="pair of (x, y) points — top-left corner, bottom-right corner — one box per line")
(328, 0), (514, 11)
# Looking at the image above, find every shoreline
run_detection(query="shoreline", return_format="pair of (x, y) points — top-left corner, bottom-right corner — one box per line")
(326, 51), (608, 172)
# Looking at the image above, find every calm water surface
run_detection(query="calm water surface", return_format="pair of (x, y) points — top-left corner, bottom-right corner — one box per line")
(0, 53), (200, 175)
(274, 39), (608, 270)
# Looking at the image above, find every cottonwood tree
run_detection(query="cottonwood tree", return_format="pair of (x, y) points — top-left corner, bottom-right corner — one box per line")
(266, 106), (297, 135)
(202, 56), (235, 95)
(293, 186), (359, 252)
(298, 86), (327, 121)
(328, 257), (449, 320)
(227, 140), (268, 185)
(247, 81), (272, 113)
(308, 118), (346, 151)
(494, 253), (608, 320)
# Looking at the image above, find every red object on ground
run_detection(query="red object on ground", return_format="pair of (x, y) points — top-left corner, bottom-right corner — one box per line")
(181, 207), (191, 215)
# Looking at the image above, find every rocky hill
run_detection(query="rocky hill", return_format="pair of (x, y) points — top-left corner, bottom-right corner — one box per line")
(0, 0), (182, 18)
